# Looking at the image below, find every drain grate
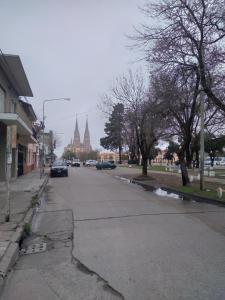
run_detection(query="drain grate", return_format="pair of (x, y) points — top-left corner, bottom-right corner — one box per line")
(20, 242), (47, 255)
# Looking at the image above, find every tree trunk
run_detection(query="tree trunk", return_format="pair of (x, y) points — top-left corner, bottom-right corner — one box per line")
(118, 146), (122, 164)
(137, 148), (140, 166)
(185, 139), (192, 168)
(178, 149), (190, 186)
(180, 161), (190, 186)
(195, 150), (199, 168)
(142, 157), (148, 177)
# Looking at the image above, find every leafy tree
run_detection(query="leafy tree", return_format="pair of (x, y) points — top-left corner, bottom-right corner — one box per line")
(164, 142), (176, 164)
(100, 103), (124, 164)
(149, 147), (160, 166)
(79, 150), (99, 162)
(62, 151), (76, 160)
(205, 134), (225, 166)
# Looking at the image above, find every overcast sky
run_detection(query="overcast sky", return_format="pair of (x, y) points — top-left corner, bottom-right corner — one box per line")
(0, 0), (147, 156)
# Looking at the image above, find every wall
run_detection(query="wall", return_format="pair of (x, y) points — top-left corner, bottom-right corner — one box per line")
(0, 67), (19, 180)
(24, 143), (37, 173)
(99, 152), (120, 162)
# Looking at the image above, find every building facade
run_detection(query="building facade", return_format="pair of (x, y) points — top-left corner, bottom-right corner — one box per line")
(99, 151), (120, 162)
(0, 53), (37, 180)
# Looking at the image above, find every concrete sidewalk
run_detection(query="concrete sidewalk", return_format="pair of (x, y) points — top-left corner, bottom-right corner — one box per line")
(0, 169), (48, 288)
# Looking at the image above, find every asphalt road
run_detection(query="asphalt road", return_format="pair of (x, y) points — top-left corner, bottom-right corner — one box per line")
(2, 166), (225, 299)
(49, 166), (225, 299)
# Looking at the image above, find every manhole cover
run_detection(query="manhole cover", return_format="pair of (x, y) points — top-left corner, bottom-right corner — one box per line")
(20, 243), (47, 255)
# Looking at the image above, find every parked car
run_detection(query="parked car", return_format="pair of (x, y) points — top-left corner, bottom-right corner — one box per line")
(220, 160), (225, 166)
(71, 159), (81, 167)
(204, 159), (211, 166)
(216, 157), (225, 166)
(96, 161), (116, 170)
(214, 157), (222, 166)
(50, 160), (68, 177)
(86, 160), (98, 166)
(66, 160), (72, 166)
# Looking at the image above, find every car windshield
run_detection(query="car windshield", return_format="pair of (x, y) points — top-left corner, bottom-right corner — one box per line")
(52, 161), (65, 166)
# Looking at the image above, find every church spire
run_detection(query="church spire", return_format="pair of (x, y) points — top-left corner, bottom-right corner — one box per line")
(83, 116), (91, 152)
(73, 116), (80, 148)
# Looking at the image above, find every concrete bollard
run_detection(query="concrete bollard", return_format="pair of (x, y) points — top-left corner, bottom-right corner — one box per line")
(217, 187), (224, 199)
(209, 171), (215, 177)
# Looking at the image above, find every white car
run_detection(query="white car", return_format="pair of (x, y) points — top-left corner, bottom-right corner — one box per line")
(204, 159), (211, 166)
(219, 160), (225, 166)
(85, 160), (98, 166)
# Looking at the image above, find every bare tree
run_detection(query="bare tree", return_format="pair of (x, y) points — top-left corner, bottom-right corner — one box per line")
(112, 70), (166, 176)
(151, 65), (225, 184)
(151, 68), (201, 184)
(132, 0), (225, 113)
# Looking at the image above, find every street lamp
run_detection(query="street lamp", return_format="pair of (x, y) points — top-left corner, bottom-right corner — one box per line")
(41, 98), (70, 177)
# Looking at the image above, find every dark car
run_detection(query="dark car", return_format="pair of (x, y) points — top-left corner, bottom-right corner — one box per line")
(71, 160), (81, 167)
(96, 162), (116, 170)
(50, 160), (68, 177)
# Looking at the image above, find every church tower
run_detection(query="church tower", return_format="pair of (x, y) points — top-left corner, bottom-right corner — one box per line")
(73, 117), (81, 150)
(83, 118), (91, 152)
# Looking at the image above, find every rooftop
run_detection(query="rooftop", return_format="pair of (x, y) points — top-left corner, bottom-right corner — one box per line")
(0, 54), (33, 97)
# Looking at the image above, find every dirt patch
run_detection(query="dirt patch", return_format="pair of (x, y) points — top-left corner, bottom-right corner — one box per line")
(120, 171), (225, 191)
(133, 175), (154, 181)
(120, 172), (182, 189)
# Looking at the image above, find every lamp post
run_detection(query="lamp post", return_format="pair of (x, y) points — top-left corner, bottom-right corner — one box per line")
(42, 98), (70, 177)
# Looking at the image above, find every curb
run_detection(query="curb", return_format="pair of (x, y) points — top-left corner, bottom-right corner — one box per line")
(131, 179), (225, 207)
(0, 174), (49, 284)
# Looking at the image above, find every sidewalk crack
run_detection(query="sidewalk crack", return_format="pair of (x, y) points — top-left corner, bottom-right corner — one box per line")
(71, 209), (125, 300)
(74, 209), (225, 222)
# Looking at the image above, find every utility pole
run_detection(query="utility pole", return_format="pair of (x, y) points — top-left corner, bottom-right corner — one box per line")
(200, 46), (205, 191)
(5, 126), (12, 221)
(200, 94), (205, 191)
